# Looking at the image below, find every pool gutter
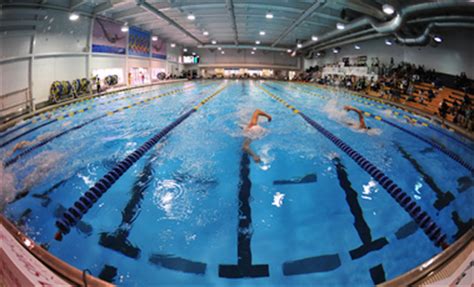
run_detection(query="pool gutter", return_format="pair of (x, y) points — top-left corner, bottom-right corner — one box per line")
(0, 214), (114, 286)
(380, 228), (473, 286)
(0, 79), (188, 133)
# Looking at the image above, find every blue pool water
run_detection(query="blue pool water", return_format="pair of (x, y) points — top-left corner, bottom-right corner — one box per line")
(1, 80), (472, 286)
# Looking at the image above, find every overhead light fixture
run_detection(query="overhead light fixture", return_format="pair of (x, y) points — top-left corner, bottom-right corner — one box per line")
(192, 52), (196, 55)
(266, 11), (273, 19)
(382, 4), (395, 15)
(354, 45), (360, 50)
(333, 47), (340, 54)
(336, 23), (345, 30)
(121, 25), (129, 32)
(251, 51), (255, 54)
(217, 47), (222, 50)
(311, 35), (318, 41)
(316, 52), (321, 56)
(203, 31), (209, 36)
(259, 31), (266, 36)
(211, 40), (217, 44)
(287, 49), (292, 53)
(297, 43), (303, 48)
(187, 13), (195, 20)
(253, 47), (257, 50)
(433, 35), (443, 43)
(183, 48), (188, 52)
(255, 40), (261, 45)
(170, 43), (176, 48)
(69, 13), (79, 21)
(385, 39), (393, 46)
(221, 51), (225, 54)
(152, 36), (158, 41)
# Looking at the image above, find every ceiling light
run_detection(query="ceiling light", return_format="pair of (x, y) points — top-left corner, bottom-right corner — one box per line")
(385, 39), (393, 46)
(187, 13), (195, 20)
(253, 47), (257, 50)
(259, 31), (266, 36)
(217, 47), (222, 50)
(311, 35), (318, 41)
(170, 43), (176, 48)
(211, 40), (217, 44)
(382, 4), (395, 15)
(251, 51), (255, 54)
(433, 35), (443, 43)
(255, 40), (261, 45)
(316, 52), (321, 56)
(297, 43), (303, 48)
(333, 47), (340, 54)
(203, 31), (209, 36)
(183, 48), (188, 52)
(192, 52), (196, 55)
(287, 49), (292, 53)
(69, 13), (79, 21)
(121, 25), (129, 32)
(221, 51), (225, 54)
(266, 11), (273, 19)
(152, 36), (158, 41)
(336, 23), (345, 30)
(354, 45), (360, 50)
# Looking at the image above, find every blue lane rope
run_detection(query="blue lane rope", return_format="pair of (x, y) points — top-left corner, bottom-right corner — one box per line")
(265, 83), (473, 173)
(0, 121), (33, 139)
(54, 85), (227, 240)
(0, 119), (57, 148)
(258, 85), (449, 249)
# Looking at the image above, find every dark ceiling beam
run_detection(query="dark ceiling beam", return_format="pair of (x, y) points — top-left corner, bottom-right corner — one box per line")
(225, 0), (238, 45)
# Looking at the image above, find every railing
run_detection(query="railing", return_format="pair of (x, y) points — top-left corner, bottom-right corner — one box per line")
(0, 88), (32, 123)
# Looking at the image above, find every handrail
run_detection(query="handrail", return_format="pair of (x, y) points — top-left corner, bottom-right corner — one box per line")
(0, 88), (29, 99)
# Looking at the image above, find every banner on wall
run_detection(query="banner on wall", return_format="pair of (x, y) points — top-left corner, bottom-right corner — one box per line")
(92, 18), (126, 54)
(151, 36), (167, 60)
(128, 27), (151, 57)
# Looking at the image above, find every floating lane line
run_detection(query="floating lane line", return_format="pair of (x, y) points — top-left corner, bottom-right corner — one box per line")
(257, 83), (449, 249)
(0, 83), (207, 149)
(265, 83), (473, 173)
(54, 84), (228, 239)
(3, 83), (219, 167)
(0, 81), (186, 140)
(297, 82), (473, 150)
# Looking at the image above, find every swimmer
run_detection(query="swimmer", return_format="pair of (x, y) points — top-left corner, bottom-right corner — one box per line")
(343, 106), (368, 130)
(243, 109), (272, 163)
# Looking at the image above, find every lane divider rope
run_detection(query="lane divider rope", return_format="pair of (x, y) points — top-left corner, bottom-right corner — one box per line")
(3, 83), (218, 167)
(54, 84), (228, 240)
(258, 84), (449, 249)
(266, 83), (473, 173)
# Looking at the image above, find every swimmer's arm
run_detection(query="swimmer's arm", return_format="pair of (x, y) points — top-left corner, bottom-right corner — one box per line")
(242, 139), (261, 163)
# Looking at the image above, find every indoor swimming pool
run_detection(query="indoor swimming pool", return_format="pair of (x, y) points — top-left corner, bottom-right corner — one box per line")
(1, 80), (472, 285)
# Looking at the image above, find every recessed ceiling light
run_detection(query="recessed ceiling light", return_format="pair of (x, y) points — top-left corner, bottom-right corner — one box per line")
(170, 43), (176, 48)
(433, 35), (443, 43)
(211, 40), (217, 44)
(69, 13), (79, 21)
(385, 39), (393, 46)
(259, 31), (266, 36)
(203, 31), (209, 36)
(253, 47), (257, 50)
(221, 51), (225, 54)
(192, 52), (196, 55)
(382, 4), (395, 15)
(152, 36), (158, 41)
(183, 48), (188, 52)
(251, 51), (255, 54)
(336, 23), (345, 30)
(354, 45), (360, 50)
(255, 40), (261, 45)
(266, 12), (273, 19)
(187, 13), (195, 20)
(121, 25), (129, 32)
(316, 52), (321, 56)
(311, 35), (318, 41)
(287, 49), (292, 53)
(333, 47), (340, 53)
(297, 43), (302, 48)
(217, 47), (222, 50)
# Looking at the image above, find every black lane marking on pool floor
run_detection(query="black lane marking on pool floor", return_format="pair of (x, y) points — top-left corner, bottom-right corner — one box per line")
(396, 143), (454, 210)
(452, 211), (473, 240)
(148, 254), (206, 275)
(282, 254), (341, 276)
(98, 265), (118, 283)
(369, 264), (386, 285)
(457, 176), (473, 193)
(395, 221), (419, 240)
(98, 154), (155, 259)
(219, 152), (269, 278)
(273, 173), (317, 185)
(333, 157), (389, 260)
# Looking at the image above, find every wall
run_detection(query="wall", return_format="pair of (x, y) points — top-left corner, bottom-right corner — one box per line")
(303, 28), (474, 78)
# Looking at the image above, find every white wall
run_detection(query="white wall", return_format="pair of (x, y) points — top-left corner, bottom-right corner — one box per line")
(304, 28), (474, 78)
